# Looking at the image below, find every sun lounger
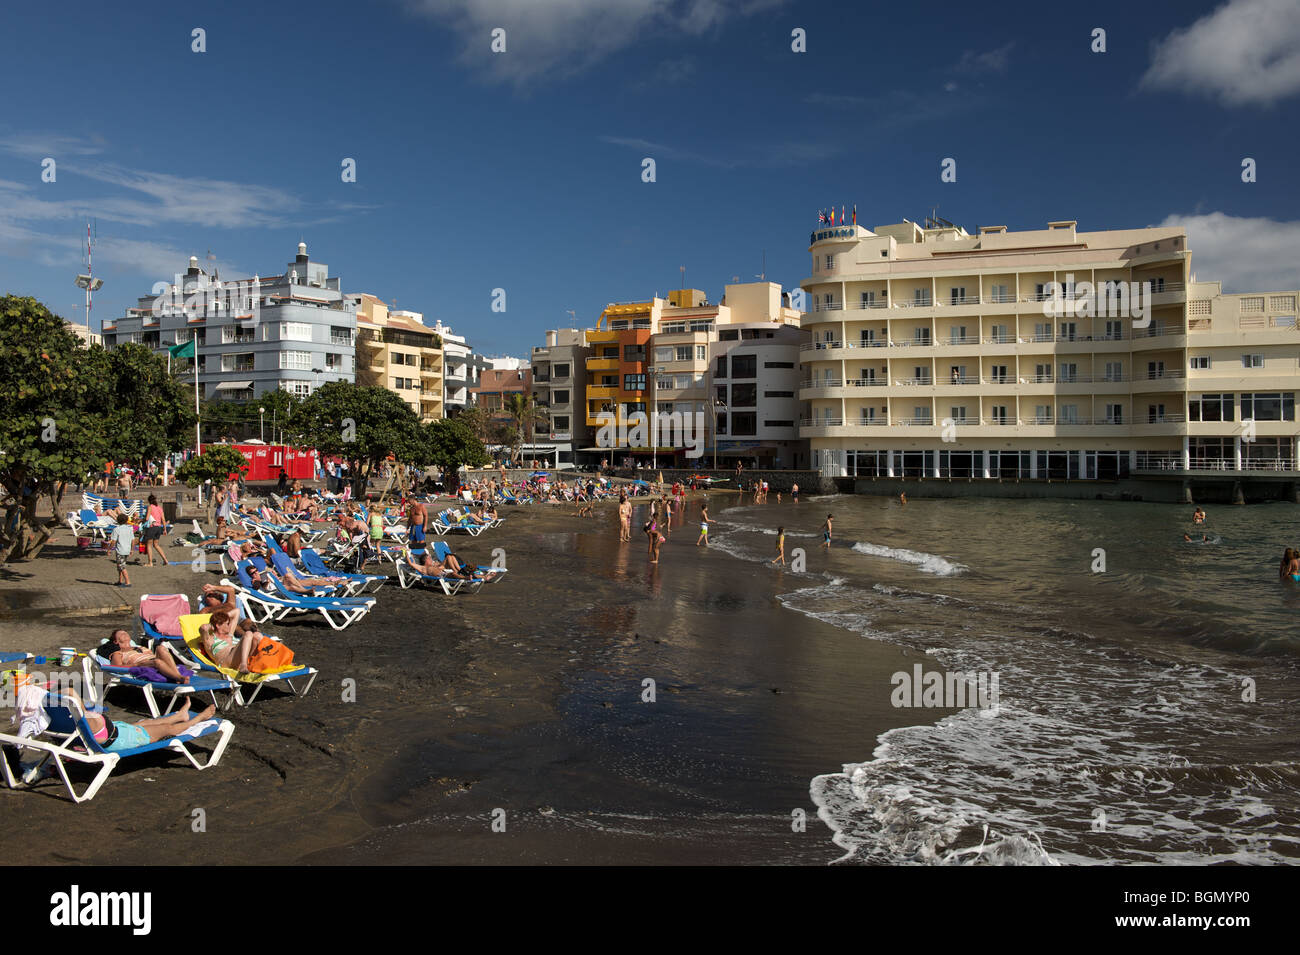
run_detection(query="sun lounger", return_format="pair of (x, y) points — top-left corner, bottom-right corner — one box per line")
(394, 555), (471, 595)
(298, 547), (387, 593)
(428, 541), (507, 583)
(82, 651), (240, 716)
(228, 568), (376, 631)
(0, 690), (233, 803)
(175, 614), (318, 705)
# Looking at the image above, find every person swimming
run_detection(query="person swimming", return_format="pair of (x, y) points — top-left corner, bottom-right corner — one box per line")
(1281, 548), (1300, 580)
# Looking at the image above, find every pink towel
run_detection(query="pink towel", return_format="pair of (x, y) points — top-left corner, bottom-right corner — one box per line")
(140, 594), (190, 637)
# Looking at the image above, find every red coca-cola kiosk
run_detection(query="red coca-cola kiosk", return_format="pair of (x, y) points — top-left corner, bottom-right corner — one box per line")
(201, 444), (318, 482)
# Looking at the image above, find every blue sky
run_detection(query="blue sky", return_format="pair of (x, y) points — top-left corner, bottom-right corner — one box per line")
(2, 0), (1298, 357)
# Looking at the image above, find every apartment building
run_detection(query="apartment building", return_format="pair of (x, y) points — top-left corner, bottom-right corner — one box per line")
(351, 294), (444, 420)
(584, 282), (803, 466)
(532, 328), (590, 467)
(708, 323), (807, 468)
(434, 321), (481, 415)
(103, 242), (356, 401)
(800, 217), (1300, 478)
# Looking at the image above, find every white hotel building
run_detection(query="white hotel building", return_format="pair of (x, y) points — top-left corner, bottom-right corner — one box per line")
(800, 218), (1300, 480)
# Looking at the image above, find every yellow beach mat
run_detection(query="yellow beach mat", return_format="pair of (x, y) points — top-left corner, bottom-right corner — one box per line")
(178, 613), (300, 683)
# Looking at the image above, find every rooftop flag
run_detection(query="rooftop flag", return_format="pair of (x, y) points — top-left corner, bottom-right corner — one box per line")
(168, 339), (195, 359)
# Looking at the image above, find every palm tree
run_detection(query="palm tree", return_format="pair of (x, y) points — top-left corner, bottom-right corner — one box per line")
(503, 392), (548, 463)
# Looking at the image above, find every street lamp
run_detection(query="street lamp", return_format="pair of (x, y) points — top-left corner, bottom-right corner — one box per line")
(259, 406), (265, 442)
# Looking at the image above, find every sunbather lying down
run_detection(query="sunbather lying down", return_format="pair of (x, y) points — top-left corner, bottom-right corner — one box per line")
(100, 629), (191, 684)
(410, 550), (475, 580)
(58, 686), (215, 753)
(246, 563), (341, 595)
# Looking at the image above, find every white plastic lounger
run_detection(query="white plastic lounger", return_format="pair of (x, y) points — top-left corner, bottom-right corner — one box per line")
(82, 652), (240, 717)
(0, 692), (233, 803)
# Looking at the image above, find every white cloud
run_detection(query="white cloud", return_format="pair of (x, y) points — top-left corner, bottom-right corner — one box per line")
(1157, 212), (1300, 292)
(1141, 0), (1300, 106)
(955, 41), (1013, 74)
(403, 0), (786, 85)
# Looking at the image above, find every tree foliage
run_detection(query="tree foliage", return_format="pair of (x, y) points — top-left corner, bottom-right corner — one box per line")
(296, 381), (425, 495)
(423, 418), (490, 480)
(0, 296), (192, 561)
(176, 444), (250, 487)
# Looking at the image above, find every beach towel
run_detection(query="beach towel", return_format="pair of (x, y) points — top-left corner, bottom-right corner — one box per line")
(140, 594), (190, 638)
(127, 665), (195, 683)
(178, 614), (300, 683)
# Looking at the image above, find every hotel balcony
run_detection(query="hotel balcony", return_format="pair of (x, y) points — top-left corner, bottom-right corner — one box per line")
(586, 357), (619, 371)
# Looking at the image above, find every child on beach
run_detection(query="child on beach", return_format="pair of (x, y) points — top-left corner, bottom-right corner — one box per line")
(821, 514), (833, 549)
(771, 527), (785, 565)
(109, 514), (134, 587)
(697, 504), (710, 547)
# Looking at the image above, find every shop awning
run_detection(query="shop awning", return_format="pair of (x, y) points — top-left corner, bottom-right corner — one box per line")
(214, 380), (253, 390)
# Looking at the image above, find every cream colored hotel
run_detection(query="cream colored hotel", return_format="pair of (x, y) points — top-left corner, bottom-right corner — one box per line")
(799, 218), (1300, 479)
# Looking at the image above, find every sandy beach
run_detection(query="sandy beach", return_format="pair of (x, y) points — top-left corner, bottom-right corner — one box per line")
(0, 491), (931, 865)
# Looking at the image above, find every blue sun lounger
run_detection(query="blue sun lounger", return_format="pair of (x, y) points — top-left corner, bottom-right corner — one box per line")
(298, 546), (387, 593)
(429, 541), (507, 583)
(0, 691), (233, 803)
(229, 566), (376, 631)
(81, 651), (240, 717)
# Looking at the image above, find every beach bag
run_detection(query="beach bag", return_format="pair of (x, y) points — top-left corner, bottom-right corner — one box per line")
(246, 637), (295, 673)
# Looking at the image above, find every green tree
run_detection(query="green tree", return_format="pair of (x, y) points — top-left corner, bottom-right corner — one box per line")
(0, 296), (109, 560)
(424, 418), (490, 483)
(296, 381), (424, 496)
(176, 445), (250, 487)
(101, 342), (196, 468)
(504, 392), (548, 463)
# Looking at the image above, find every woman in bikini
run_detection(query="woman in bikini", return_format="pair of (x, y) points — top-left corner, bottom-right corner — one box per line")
(57, 687), (215, 754)
(99, 628), (191, 683)
(199, 609), (259, 674)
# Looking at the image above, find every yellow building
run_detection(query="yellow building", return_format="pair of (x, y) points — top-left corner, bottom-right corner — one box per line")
(351, 293), (444, 421)
(800, 217), (1300, 478)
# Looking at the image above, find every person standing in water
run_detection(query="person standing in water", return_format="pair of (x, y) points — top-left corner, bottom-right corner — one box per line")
(1193, 506), (1206, 524)
(791, 482), (799, 503)
(697, 503), (710, 547)
(900, 492), (907, 506)
(821, 513), (833, 550)
(618, 493), (632, 542)
(771, 526), (786, 565)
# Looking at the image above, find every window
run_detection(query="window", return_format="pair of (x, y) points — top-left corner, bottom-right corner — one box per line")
(221, 326), (255, 344)
(1105, 404), (1123, 424)
(950, 287), (966, 305)
(731, 354), (757, 378)
(765, 420), (794, 428)
(1034, 363), (1053, 383)
(553, 363), (570, 379)
(1147, 361), (1165, 379)
(913, 288), (932, 306)
(764, 361), (795, 368)
(950, 406), (968, 423)
(674, 374), (693, 389)
(281, 322), (312, 341)
(1034, 405), (1052, 424)
(1148, 404), (1166, 423)
(222, 352), (255, 373)
(731, 383), (757, 406)
(1189, 356), (1210, 370)
(989, 365), (1008, 383)
(675, 346), (692, 362)
(861, 291), (876, 307)
(602, 347), (618, 359)
(824, 254), (835, 271)
(552, 389), (569, 404)
(913, 366), (931, 384)
(624, 344), (645, 362)
(1034, 322), (1052, 342)
(326, 353), (343, 370)
(696, 345), (706, 361)
(1058, 363), (1077, 383)
(718, 329), (739, 341)
(624, 373), (645, 391)
(392, 377), (415, 390)
(731, 412), (757, 435)
(689, 320), (713, 334)
(990, 284), (1010, 303)
(280, 350), (312, 370)
(1242, 354), (1264, 368)
(1241, 393), (1293, 421)
(950, 325), (967, 344)
(716, 385), (728, 406)
(914, 327), (932, 345)
(553, 415), (569, 431)
(989, 405), (1009, 425)
(1104, 320), (1123, 340)
(1059, 322), (1077, 341)
(715, 356), (728, 378)
(1059, 404), (1079, 424)
(283, 381), (312, 398)
(860, 408), (876, 423)
(1105, 361), (1123, 381)
(989, 324), (1008, 342)
(913, 406), (933, 424)
(654, 346), (673, 363)
(765, 390), (795, 398)
(1189, 394), (1234, 422)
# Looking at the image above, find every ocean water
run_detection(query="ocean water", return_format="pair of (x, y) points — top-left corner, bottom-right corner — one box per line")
(708, 495), (1300, 865)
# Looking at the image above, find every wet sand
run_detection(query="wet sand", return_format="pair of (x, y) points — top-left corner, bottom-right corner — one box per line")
(1, 496), (935, 865)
